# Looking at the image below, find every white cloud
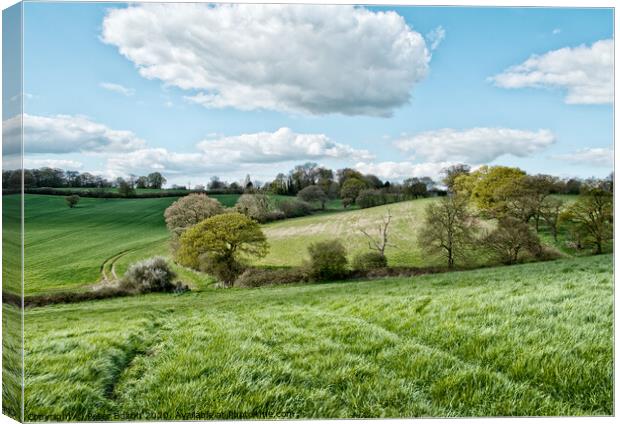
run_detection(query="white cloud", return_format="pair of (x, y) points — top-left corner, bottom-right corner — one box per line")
(24, 158), (84, 170)
(552, 147), (613, 167)
(395, 127), (555, 164)
(354, 161), (455, 180)
(197, 127), (373, 163)
(552, 28), (561, 35)
(490, 39), (613, 104)
(3, 114), (146, 155)
(106, 128), (371, 177)
(100, 82), (135, 96)
(101, 4), (430, 116)
(426, 26), (445, 51)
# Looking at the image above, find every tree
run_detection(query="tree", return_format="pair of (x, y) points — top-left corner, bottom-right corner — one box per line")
(454, 165), (526, 215)
(164, 193), (224, 237)
(147, 172), (166, 189)
(560, 188), (612, 254)
(355, 189), (386, 209)
(418, 195), (478, 268)
(337, 168), (365, 186)
(403, 177), (428, 198)
(539, 197), (565, 241)
(117, 178), (136, 197)
(441, 164), (470, 192)
(363, 174), (384, 189)
(483, 217), (541, 265)
(340, 178), (367, 207)
(297, 185), (328, 210)
(65, 195), (80, 208)
(356, 210), (393, 257)
(234, 193), (272, 223)
(177, 213), (269, 287)
(135, 176), (149, 189)
(208, 176), (225, 190)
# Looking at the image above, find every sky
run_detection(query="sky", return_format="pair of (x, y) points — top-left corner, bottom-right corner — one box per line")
(5, 2), (614, 186)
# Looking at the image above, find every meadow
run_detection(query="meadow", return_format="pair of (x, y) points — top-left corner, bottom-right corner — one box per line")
(22, 254), (613, 419)
(15, 194), (433, 294)
(11, 194), (239, 294)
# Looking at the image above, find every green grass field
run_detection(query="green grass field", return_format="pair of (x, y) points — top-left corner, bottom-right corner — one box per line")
(12, 194), (580, 295)
(13, 194), (240, 294)
(22, 254), (612, 420)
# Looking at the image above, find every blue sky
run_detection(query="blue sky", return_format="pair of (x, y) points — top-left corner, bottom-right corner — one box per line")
(14, 2), (614, 186)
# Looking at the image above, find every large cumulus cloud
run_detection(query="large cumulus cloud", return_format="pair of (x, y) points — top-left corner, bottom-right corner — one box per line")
(101, 4), (430, 116)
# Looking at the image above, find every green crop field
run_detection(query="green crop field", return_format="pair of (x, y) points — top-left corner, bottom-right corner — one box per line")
(11, 194), (240, 295)
(21, 254), (612, 420)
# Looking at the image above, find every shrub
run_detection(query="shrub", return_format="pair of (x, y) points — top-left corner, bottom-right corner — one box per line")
(119, 256), (185, 293)
(234, 267), (310, 288)
(164, 193), (223, 236)
(177, 212), (269, 287)
(277, 199), (313, 218)
(234, 194), (273, 223)
(306, 239), (348, 280)
(355, 189), (386, 209)
(265, 210), (286, 222)
(352, 251), (388, 271)
(65, 194), (80, 208)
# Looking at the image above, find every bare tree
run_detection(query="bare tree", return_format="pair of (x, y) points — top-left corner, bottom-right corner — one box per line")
(418, 195), (479, 268)
(539, 197), (565, 241)
(356, 209), (394, 257)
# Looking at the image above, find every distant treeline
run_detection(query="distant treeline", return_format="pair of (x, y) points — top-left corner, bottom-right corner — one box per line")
(1, 163), (605, 202)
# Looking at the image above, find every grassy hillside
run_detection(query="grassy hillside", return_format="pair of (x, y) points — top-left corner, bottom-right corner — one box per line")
(16, 194), (578, 295)
(22, 254), (612, 420)
(16, 194), (239, 294)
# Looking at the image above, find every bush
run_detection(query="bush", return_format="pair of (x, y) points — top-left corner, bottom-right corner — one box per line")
(234, 194), (273, 223)
(119, 256), (185, 293)
(65, 194), (80, 208)
(306, 239), (348, 280)
(352, 251), (388, 270)
(277, 199), (313, 218)
(355, 189), (386, 209)
(265, 210), (286, 222)
(234, 267), (310, 288)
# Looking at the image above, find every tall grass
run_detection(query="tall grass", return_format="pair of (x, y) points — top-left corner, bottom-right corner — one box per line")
(23, 254), (612, 420)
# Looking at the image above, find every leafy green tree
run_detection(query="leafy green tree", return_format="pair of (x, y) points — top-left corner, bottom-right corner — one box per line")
(454, 165), (526, 215)
(560, 188), (612, 254)
(297, 185), (328, 210)
(65, 195), (80, 208)
(340, 178), (367, 207)
(418, 195), (479, 268)
(177, 213), (269, 286)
